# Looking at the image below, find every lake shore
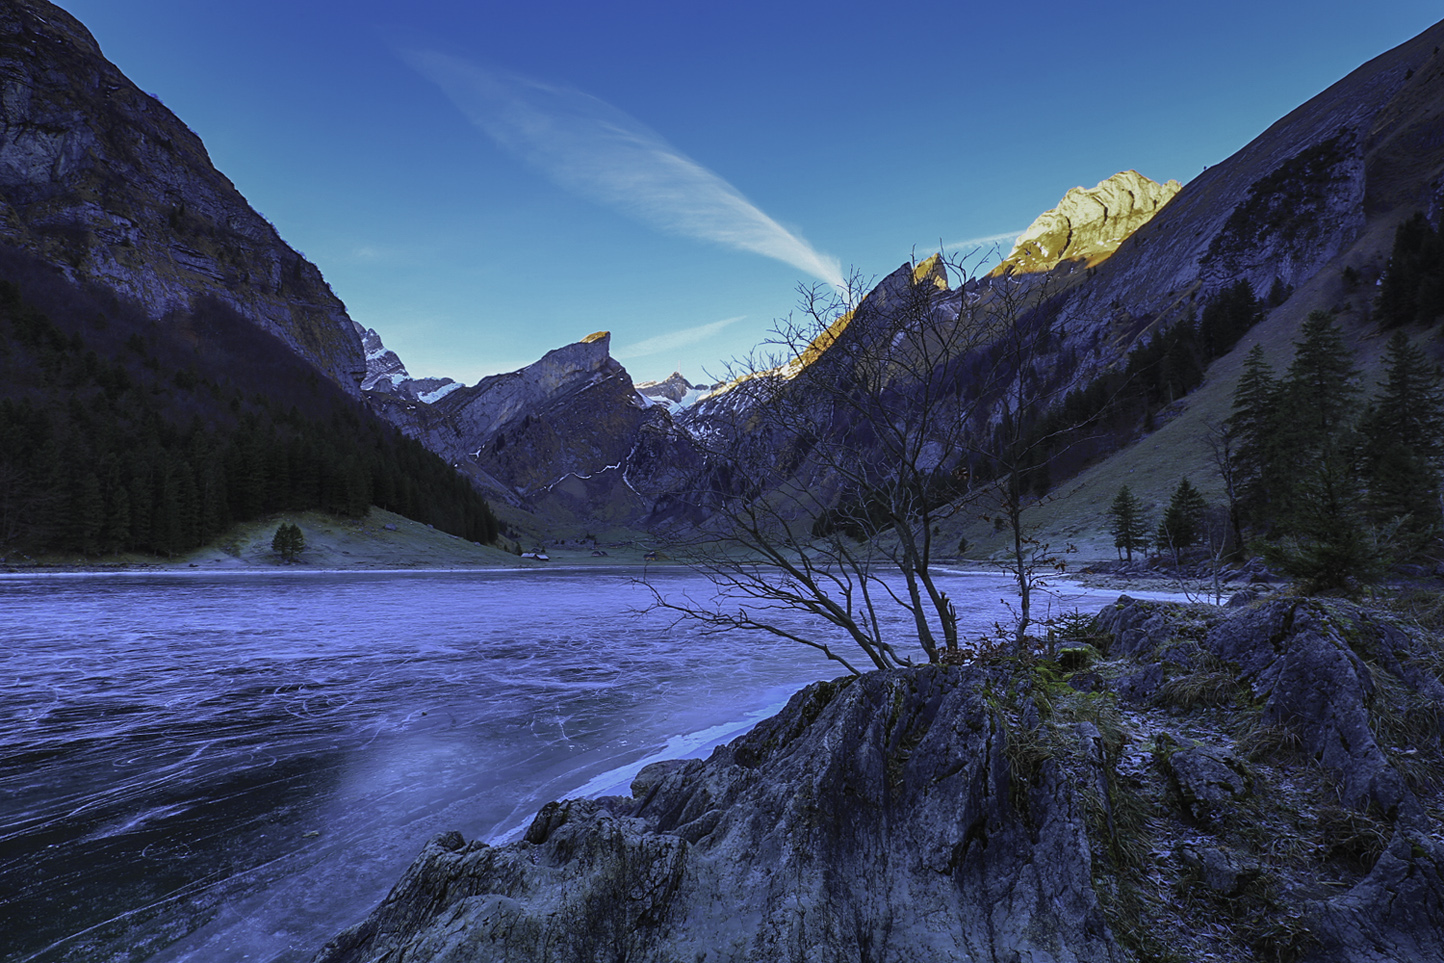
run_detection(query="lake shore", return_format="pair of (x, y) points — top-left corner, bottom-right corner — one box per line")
(0, 508), (1251, 605)
(0, 507), (673, 575)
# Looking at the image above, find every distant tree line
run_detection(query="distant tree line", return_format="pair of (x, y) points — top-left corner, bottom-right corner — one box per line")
(0, 269), (499, 556)
(994, 278), (1273, 495)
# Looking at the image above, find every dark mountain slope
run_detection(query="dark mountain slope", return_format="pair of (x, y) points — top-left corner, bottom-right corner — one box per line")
(0, 246), (499, 557)
(0, 0), (365, 393)
(1042, 18), (1444, 376)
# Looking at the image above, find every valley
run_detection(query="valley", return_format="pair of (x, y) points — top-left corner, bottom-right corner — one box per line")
(3, 2), (1444, 961)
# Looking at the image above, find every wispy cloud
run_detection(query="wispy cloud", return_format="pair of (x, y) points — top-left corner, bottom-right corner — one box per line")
(404, 51), (844, 289)
(934, 230), (1027, 253)
(614, 315), (746, 360)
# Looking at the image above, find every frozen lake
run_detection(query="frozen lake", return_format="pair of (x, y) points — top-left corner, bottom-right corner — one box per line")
(0, 566), (1158, 962)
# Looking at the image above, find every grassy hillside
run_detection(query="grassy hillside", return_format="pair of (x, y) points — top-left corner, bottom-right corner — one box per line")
(957, 204), (1436, 564)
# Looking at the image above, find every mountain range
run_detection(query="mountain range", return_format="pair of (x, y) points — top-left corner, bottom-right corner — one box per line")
(2, 0), (1444, 560)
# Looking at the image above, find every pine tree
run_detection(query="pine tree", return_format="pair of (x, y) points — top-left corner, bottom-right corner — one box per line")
(1106, 485), (1149, 562)
(271, 522), (305, 563)
(1263, 313), (1380, 594)
(1359, 331), (1444, 543)
(1199, 279), (1262, 358)
(1156, 478), (1207, 562)
(1227, 345), (1280, 534)
(64, 471), (104, 555)
(1277, 311), (1361, 533)
(1376, 213), (1440, 328)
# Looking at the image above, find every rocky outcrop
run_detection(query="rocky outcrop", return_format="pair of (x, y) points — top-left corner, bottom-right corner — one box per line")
(354, 322), (461, 402)
(314, 668), (1125, 963)
(1098, 595), (1444, 963)
(635, 370), (713, 410)
(994, 170), (1181, 276)
(315, 596), (1444, 963)
(356, 322), (412, 393)
(0, 1), (365, 392)
(361, 331), (704, 523)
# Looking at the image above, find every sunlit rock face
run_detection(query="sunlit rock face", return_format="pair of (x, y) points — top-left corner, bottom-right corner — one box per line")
(0, 1), (365, 392)
(995, 170), (1182, 276)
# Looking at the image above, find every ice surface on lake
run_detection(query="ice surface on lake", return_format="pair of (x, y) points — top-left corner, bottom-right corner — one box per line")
(0, 567), (1161, 962)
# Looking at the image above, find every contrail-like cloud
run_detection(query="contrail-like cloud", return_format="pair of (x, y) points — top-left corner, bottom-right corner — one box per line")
(614, 315), (746, 361)
(936, 230), (1027, 253)
(405, 51), (844, 289)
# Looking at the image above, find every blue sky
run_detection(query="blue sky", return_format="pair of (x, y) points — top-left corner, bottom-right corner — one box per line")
(57, 1), (1443, 385)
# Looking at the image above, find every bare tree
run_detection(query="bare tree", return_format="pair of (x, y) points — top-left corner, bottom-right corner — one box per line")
(1205, 419), (1245, 556)
(652, 253), (1087, 672)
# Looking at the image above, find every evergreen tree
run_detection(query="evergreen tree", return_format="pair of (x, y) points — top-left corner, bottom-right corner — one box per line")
(104, 482), (131, 555)
(64, 471), (104, 555)
(1279, 311), (1362, 534)
(1227, 345), (1281, 533)
(1376, 213), (1444, 328)
(1263, 312), (1381, 594)
(1161, 324), (1204, 402)
(1359, 331), (1444, 544)
(1199, 280), (1262, 358)
(1106, 485), (1150, 562)
(272, 522), (305, 563)
(1267, 276), (1293, 308)
(1156, 478), (1207, 561)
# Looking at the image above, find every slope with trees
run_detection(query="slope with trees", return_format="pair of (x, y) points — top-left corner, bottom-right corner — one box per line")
(1222, 310), (1444, 593)
(0, 251), (500, 558)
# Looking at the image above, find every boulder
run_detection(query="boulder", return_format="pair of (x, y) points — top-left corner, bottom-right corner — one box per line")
(312, 668), (1126, 963)
(1203, 600), (1425, 819)
(1094, 595), (1190, 657)
(1177, 842), (1261, 897)
(1164, 744), (1252, 825)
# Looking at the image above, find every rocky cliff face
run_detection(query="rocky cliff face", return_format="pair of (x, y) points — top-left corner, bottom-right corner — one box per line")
(0, 0), (365, 392)
(635, 371), (714, 411)
(312, 595), (1444, 963)
(361, 331), (702, 522)
(354, 322), (460, 403)
(995, 170), (1182, 276)
(1034, 20), (1444, 377)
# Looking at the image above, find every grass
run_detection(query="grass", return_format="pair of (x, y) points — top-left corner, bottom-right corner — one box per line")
(951, 202), (1421, 565)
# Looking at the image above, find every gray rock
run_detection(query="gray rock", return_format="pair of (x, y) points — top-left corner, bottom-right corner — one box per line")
(1177, 842), (1260, 896)
(1116, 663), (1165, 704)
(629, 758), (701, 802)
(1095, 596), (1189, 657)
(1203, 600), (1417, 819)
(312, 668), (1126, 963)
(1226, 587), (1263, 608)
(1165, 745), (1251, 824)
(1306, 831), (1444, 963)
